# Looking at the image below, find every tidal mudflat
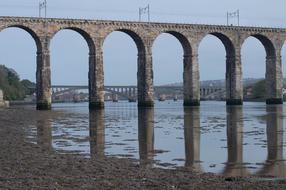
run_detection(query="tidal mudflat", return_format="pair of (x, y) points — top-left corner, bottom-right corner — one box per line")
(0, 102), (286, 189)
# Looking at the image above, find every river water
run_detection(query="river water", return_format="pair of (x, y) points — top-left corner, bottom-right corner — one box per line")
(26, 101), (286, 177)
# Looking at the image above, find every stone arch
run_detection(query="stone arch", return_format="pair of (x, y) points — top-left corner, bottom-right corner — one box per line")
(102, 28), (153, 107)
(281, 38), (286, 88)
(198, 32), (241, 105)
(0, 25), (42, 52)
(281, 38), (286, 54)
(0, 25), (44, 108)
(152, 30), (195, 105)
(212, 32), (235, 57)
(102, 28), (146, 55)
(241, 34), (283, 104)
(50, 27), (100, 108)
(152, 30), (192, 55)
(50, 27), (95, 53)
(241, 34), (275, 58)
(198, 32), (235, 57)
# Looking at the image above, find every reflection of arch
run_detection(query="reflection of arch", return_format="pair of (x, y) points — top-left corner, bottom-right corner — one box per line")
(223, 106), (249, 176)
(184, 107), (202, 171)
(138, 108), (154, 167)
(1, 25), (42, 52)
(89, 109), (105, 158)
(256, 105), (286, 177)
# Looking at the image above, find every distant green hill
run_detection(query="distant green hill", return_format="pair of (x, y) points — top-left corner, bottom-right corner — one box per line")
(251, 79), (266, 99)
(0, 65), (35, 100)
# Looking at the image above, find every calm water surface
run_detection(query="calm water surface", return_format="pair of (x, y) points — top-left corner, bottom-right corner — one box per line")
(26, 101), (286, 177)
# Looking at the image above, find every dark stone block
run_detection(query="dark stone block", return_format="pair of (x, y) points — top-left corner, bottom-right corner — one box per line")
(266, 98), (283, 105)
(138, 101), (154, 107)
(226, 99), (243, 105)
(183, 100), (200, 107)
(89, 102), (105, 109)
(36, 103), (52, 110)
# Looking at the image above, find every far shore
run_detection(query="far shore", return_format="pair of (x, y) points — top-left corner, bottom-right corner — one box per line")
(8, 98), (283, 106)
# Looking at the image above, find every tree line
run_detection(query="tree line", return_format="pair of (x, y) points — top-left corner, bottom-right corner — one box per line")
(0, 65), (35, 100)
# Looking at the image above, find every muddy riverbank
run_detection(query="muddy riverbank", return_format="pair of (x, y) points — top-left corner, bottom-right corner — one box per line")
(0, 106), (285, 190)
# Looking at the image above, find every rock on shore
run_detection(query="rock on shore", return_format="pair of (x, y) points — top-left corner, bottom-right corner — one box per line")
(0, 89), (9, 108)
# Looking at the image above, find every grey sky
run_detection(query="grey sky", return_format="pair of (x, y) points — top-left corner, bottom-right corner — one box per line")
(0, 0), (285, 85)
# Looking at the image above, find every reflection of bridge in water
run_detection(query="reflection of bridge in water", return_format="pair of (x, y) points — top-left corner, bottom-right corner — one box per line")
(51, 85), (224, 102)
(35, 104), (286, 177)
(223, 105), (286, 177)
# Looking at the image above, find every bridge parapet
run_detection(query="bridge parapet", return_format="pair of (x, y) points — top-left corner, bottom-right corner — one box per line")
(2, 16), (286, 33)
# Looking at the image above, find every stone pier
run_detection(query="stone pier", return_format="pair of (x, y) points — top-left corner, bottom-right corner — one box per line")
(36, 38), (52, 110)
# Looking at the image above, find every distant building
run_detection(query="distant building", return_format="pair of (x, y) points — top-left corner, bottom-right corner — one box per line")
(244, 86), (254, 97)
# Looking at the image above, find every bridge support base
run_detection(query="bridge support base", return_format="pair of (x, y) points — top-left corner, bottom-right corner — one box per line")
(138, 101), (154, 108)
(37, 102), (52, 110)
(226, 99), (243, 106)
(89, 102), (105, 109)
(183, 100), (200, 107)
(266, 98), (283, 105)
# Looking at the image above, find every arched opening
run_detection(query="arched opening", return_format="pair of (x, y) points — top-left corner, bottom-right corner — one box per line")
(103, 29), (145, 104)
(281, 41), (286, 101)
(242, 36), (266, 101)
(199, 34), (226, 86)
(152, 32), (187, 102)
(153, 31), (195, 107)
(198, 33), (235, 104)
(242, 35), (280, 104)
(103, 31), (137, 86)
(50, 28), (93, 105)
(0, 26), (40, 101)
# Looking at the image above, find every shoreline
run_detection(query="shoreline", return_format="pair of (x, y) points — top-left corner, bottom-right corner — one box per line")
(0, 107), (286, 189)
(9, 98), (282, 106)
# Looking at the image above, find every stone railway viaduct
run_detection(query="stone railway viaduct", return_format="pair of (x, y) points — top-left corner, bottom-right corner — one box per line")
(1, 16), (286, 109)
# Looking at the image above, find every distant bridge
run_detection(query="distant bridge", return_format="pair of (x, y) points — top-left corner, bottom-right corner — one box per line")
(50, 85), (224, 101)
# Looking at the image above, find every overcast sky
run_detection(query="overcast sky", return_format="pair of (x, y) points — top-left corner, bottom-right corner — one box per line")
(0, 0), (286, 85)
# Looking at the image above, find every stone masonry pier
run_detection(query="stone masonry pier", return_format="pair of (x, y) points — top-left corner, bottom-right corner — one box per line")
(0, 16), (286, 109)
